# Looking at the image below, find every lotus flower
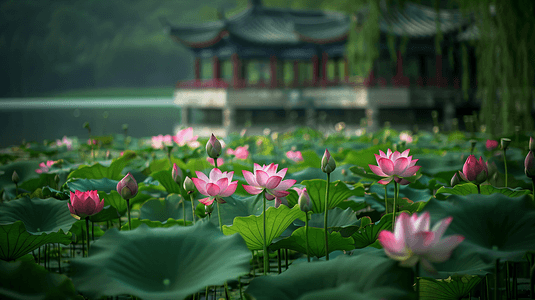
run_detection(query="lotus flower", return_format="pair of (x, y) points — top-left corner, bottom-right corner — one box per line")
(227, 145), (249, 160)
(459, 155), (488, 184)
(486, 140), (499, 151)
(192, 168), (237, 205)
(172, 163), (183, 185)
(206, 134), (222, 159)
(298, 187), (312, 212)
(117, 172), (138, 200)
(151, 134), (173, 149)
(369, 149), (420, 185)
(173, 127), (200, 148)
(525, 151), (535, 179)
(242, 163), (296, 201)
(378, 212), (465, 273)
(321, 149), (336, 174)
(399, 132), (413, 144)
(35, 160), (56, 174)
(286, 150), (304, 162)
(68, 190), (105, 220)
(55, 136), (73, 150)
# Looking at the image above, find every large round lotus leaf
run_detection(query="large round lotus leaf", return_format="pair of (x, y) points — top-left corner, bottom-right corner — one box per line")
(418, 275), (482, 300)
(0, 197), (75, 234)
(150, 170), (181, 194)
(0, 221), (72, 261)
(222, 205), (304, 251)
(209, 194), (274, 227)
(66, 178), (119, 194)
(435, 183), (530, 197)
(270, 227), (355, 258)
(67, 151), (135, 180)
(139, 194), (184, 222)
(421, 194), (535, 263)
(246, 251), (414, 300)
(70, 222), (250, 300)
(294, 208), (359, 229)
(119, 218), (190, 230)
(19, 173), (58, 194)
(0, 259), (78, 300)
(369, 183), (432, 202)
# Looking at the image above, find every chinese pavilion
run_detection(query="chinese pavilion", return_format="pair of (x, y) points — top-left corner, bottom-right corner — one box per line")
(166, 0), (476, 135)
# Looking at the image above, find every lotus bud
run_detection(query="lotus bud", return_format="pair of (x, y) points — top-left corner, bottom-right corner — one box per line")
(459, 155), (488, 185)
(501, 138), (511, 151)
(529, 137), (534, 152)
(117, 172), (138, 200)
(321, 149), (336, 174)
(183, 176), (195, 194)
(206, 134), (222, 159)
(172, 163), (183, 185)
(450, 171), (461, 187)
(525, 151), (535, 179)
(11, 171), (19, 184)
(298, 188), (312, 213)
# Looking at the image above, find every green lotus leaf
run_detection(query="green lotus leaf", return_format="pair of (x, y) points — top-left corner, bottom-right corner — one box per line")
(208, 194), (274, 227)
(97, 190), (126, 216)
(0, 197), (76, 234)
(69, 219), (106, 239)
(19, 173), (57, 193)
(150, 170), (181, 194)
(70, 222), (250, 300)
(349, 165), (383, 182)
(0, 260), (78, 299)
(421, 194), (535, 263)
(419, 275), (482, 300)
(139, 194), (184, 222)
(297, 208), (359, 229)
(297, 179), (364, 213)
(369, 183), (433, 202)
(120, 218), (190, 230)
(246, 250), (414, 300)
(67, 150), (135, 180)
(270, 226), (355, 258)
(222, 205), (303, 251)
(335, 197), (369, 213)
(146, 157), (184, 175)
(66, 178), (119, 194)
(339, 213), (393, 249)
(0, 221), (72, 261)
(435, 183), (531, 197)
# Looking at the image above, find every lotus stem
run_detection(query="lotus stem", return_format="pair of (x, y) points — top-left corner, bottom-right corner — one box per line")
(495, 259), (500, 300)
(217, 201), (223, 232)
(182, 196), (186, 225)
(486, 274), (490, 300)
(325, 173), (331, 261)
(393, 181), (399, 231)
(57, 243), (61, 273)
(81, 223), (86, 258)
(118, 215), (122, 230)
(38, 247), (41, 265)
(126, 199), (132, 231)
(415, 261), (420, 300)
(504, 149), (508, 188)
(262, 191), (268, 275)
(15, 183), (18, 197)
(530, 256), (535, 299)
(384, 184), (388, 214)
(85, 218), (90, 257)
(477, 184), (481, 194)
(92, 222), (94, 241)
(532, 179), (535, 199)
(205, 286), (209, 299)
(277, 249), (282, 273)
(190, 194), (196, 225)
(506, 261), (510, 299)
(224, 281), (230, 300)
(285, 249), (289, 270)
(305, 211), (310, 262)
(239, 276), (243, 300)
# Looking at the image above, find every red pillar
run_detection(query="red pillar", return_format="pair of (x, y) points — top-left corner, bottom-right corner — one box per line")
(270, 55), (277, 89)
(293, 60), (299, 87)
(312, 55), (319, 86)
(321, 52), (328, 87)
(212, 56), (220, 87)
(232, 53), (240, 89)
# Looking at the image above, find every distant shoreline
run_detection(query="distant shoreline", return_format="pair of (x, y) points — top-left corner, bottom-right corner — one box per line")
(1, 87), (176, 99)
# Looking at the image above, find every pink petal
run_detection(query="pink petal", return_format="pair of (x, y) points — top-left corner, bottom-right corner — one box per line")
(394, 177), (411, 185)
(369, 164), (387, 177)
(401, 149), (410, 157)
(399, 165), (421, 177)
(411, 212), (430, 234)
(68, 202), (75, 215)
(265, 176), (282, 190)
(270, 190), (290, 198)
(430, 216), (453, 241)
(393, 157), (409, 175)
(265, 193), (275, 200)
(378, 150), (386, 158)
(378, 230), (410, 260)
(378, 177), (393, 185)
(199, 197), (214, 206)
(267, 163), (278, 175)
(386, 149), (392, 158)
(391, 151), (401, 161)
(243, 184), (263, 195)
(209, 168), (223, 181)
(274, 179), (296, 191)
(192, 177), (208, 195)
(242, 170), (258, 186)
(79, 196), (97, 216)
(253, 163), (262, 172)
(220, 181), (238, 197)
(407, 231), (435, 254)
(215, 178), (229, 191)
(426, 235), (465, 263)
(256, 170), (269, 187)
(408, 158), (419, 167)
(205, 183), (221, 196)
(195, 171), (209, 183)
(275, 167), (288, 178)
(378, 158), (395, 176)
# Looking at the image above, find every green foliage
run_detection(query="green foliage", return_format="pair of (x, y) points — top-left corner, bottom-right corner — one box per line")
(270, 227), (355, 258)
(419, 275), (482, 300)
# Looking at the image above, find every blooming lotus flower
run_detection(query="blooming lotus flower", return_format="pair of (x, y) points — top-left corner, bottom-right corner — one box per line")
(459, 155), (488, 185)
(369, 149), (421, 185)
(117, 172), (138, 200)
(525, 151), (535, 179)
(378, 212), (465, 273)
(242, 163), (296, 201)
(35, 160), (56, 174)
(151, 134), (173, 149)
(227, 146), (249, 160)
(55, 136), (73, 150)
(68, 190), (105, 220)
(486, 140), (499, 151)
(173, 127), (200, 148)
(192, 168), (237, 205)
(399, 132), (413, 144)
(286, 150), (304, 163)
(207, 157), (224, 167)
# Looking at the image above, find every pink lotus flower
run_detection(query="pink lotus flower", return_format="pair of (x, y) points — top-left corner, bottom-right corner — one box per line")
(173, 127), (200, 148)
(227, 145), (249, 160)
(369, 149), (421, 185)
(207, 157), (225, 167)
(459, 155), (488, 184)
(151, 134), (173, 149)
(286, 150), (304, 163)
(242, 163), (296, 201)
(525, 151), (535, 179)
(87, 139), (97, 145)
(399, 132), (413, 144)
(35, 160), (56, 174)
(117, 172), (138, 200)
(55, 136), (73, 150)
(378, 212), (465, 273)
(486, 140), (499, 151)
(192, 168), (238, 205)
(68, 190), (105, 220)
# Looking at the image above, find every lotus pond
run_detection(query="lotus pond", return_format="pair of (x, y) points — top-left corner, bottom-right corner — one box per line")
(1, 125), (534, 300)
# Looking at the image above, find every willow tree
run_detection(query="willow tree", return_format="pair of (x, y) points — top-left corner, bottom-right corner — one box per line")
(343, 0), (534, 135)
